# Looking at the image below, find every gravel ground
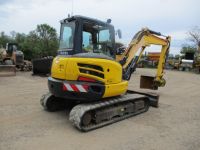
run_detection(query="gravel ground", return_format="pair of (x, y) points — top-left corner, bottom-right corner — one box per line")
(0, 69), (200, 150)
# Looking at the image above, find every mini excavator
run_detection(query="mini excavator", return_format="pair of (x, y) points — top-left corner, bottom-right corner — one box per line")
(40, 15), (171, 131)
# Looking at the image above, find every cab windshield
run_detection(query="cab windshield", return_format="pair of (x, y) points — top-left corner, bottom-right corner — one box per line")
(82, 22), (114, 57)
(59, 22), (75, 50)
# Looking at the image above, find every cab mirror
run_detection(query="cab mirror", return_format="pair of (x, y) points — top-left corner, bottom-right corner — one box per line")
(116, 29), (122, 39)
(116, 46), (126, 55)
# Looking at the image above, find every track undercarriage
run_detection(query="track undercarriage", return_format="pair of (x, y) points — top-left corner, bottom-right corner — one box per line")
(40, 90), (159, 131)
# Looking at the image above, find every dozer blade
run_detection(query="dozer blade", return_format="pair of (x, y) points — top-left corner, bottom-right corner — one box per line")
(127, 90), (159, 107)
(140, 75), (158, 90)
(0, 65), (16, 77)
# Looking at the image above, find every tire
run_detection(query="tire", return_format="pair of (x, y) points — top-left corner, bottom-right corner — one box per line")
(32, 57), (53, 75)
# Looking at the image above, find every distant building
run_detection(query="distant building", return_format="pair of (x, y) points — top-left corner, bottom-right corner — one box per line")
(147, 52), (161, 61)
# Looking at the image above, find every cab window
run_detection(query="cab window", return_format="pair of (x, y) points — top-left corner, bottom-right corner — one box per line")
(59, 22), (75, 50)
(82, 31), (93, 52)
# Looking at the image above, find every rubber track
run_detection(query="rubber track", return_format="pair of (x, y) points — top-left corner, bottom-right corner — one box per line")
(69, 94), (149, 131)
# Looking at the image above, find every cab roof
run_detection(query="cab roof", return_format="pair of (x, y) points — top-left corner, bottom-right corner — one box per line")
(61, 15), (114, 27)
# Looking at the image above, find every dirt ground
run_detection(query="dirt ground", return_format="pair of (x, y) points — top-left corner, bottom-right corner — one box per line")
(0, 69), (200, 150)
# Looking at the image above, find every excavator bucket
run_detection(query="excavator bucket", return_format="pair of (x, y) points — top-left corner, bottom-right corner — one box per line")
(0, 65), (16, 77)
(140, 75), (158, 90)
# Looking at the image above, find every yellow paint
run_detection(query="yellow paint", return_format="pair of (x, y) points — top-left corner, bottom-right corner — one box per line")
(103, 81), (128, 98)
(51, 57), (123, 85)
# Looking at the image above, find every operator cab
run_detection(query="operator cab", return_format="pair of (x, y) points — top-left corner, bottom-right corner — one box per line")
(58, 15), (115, 58)
(6, 43), (18, 55)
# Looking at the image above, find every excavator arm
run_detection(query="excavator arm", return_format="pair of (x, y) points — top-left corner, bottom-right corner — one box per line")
(117, 28), (171, 89)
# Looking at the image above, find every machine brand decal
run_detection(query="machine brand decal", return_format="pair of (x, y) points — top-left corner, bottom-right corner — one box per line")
(63, 83), (88, 92)
(58, 51), (68, 55)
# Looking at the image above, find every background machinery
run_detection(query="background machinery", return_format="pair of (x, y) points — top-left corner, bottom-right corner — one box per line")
(0, 43), (32, 76)
(40, 15), (171, 131)
(179, 52), (195, 71)
(0, 43), (23, 76)
(32, 56), (53, 75)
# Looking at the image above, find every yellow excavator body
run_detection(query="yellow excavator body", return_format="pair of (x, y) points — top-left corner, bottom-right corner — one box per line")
(51, 56), (128, 98)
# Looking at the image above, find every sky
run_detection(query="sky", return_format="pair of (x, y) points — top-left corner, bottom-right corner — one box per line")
(0, 0), (199, 54)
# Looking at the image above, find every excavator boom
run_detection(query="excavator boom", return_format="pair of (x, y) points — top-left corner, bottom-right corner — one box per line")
(118, 28), (171, 89)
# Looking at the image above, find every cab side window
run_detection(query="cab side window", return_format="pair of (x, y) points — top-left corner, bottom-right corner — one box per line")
(82, 31), (93, 52)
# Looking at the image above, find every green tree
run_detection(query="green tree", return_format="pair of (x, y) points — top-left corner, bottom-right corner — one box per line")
(15, 33), (26, 50)
(180, 45), (196, 54)
(174, 54), (180, 59)
(34, 24), (59, 57)
(0, 24), (59, 60)
(10, 31), (16, 39)
(180, 26), (200, 56)
(0, 32), (12, 48)
(187, 26), (200, 47)
(19, 32), (37, 60)
(21, 24), (59, 60)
